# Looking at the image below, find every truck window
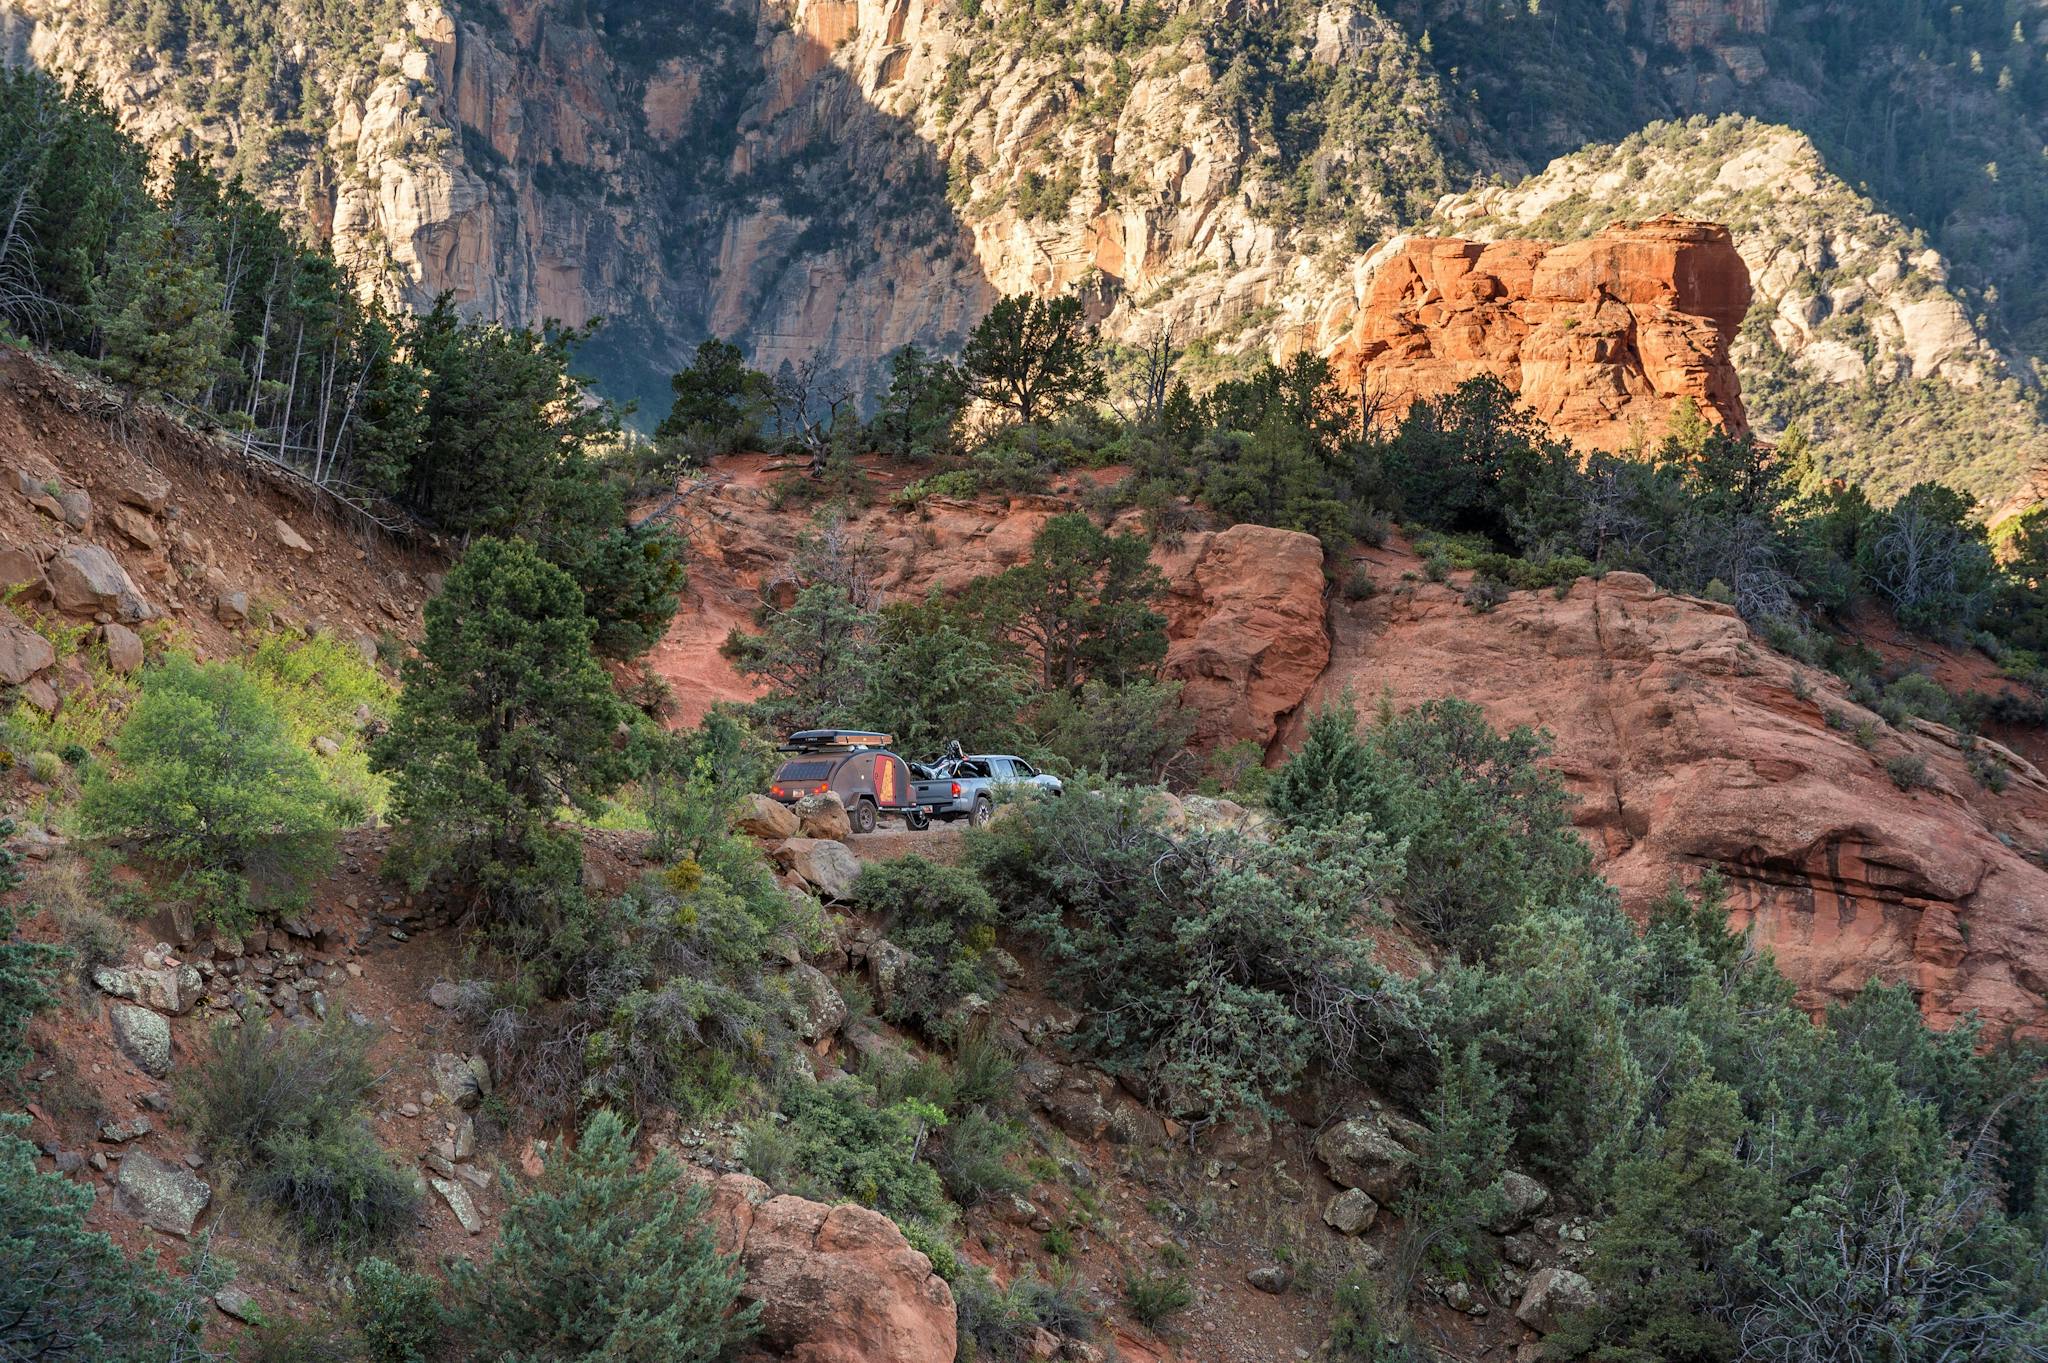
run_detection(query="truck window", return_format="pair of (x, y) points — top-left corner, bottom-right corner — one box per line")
(957, 759), (991, 779)
(1011, 758), (1037, 778)
(988, 757), (1018, 779)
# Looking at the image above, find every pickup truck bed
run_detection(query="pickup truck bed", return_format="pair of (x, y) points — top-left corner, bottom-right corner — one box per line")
(909, 754), (1062, 825)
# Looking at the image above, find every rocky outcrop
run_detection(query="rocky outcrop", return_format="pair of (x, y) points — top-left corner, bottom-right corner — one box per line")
(1297, 565), (2048, 1038)
(701, 1172), (957, 1363)
(648, 463), (1330, 752)
(1324, 219), (1752, 450)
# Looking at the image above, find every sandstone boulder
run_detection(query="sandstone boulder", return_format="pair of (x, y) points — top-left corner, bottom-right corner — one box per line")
(116, 1151), (211, 1236)
(795, 791), (853, 841)
(1488, 1170), (1551, 1234)
(46, 545), (150, 621)
(106, 463), (172, 513)
(0, 546), (42, 595)
(738, 793), (802, 840)
(1322, 1187), (1379, 1235)
(774, 837), (860, 900)
(1516, 1267), (1595, 1334)
(430, 1053), (491, 1109)
(1315, 1116), (1417, 1203)
(0, 611), (55, 685)
(101, 622), (143, 675)
(110, 1003), (173, 1077)
(786, 962), (849, 1042)
(703, 1173), (956, 1363)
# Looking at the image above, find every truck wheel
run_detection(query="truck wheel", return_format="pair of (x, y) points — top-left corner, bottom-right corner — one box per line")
(969, 795), (994, 828)
(850, 797), (878, 835)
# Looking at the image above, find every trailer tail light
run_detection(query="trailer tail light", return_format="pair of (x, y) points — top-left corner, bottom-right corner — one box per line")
(950, 782), (962, 797)
(771, 784), (784, 798)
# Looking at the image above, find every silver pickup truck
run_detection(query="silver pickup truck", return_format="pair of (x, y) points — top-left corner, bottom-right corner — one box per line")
(909, 754), (1063, 826)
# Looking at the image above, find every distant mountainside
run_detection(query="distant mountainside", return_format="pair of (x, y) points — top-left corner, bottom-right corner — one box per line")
(4, 0), (2046, 501)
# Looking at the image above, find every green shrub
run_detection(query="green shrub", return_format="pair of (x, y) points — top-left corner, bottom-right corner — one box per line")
(0, 825), (63, 1087)
(181, 1010), (415, 1250)
(744, 1077), (951, 1224)
(1885, 752), (1928, 790)
(0, 1113), (223, 1362)
(933, 1106), (1028, 1208)
(24, 749), (61, 784)
(354, 1257), (441, 1363)
(971, 780), (1405, 1121)
(454, 1108), (756, 1362)
(79, 655), (340, 929)
(849, 856), (1002, 1026)
(1327, 1272), (1427, 1361)
(1122, 1267), (1194, 1327)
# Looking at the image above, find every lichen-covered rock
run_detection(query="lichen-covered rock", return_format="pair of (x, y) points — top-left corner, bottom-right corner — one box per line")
(1488, 1170), (1552, 1234)
(115, 1150), (211, 1236)
(773, 837), (860, 901)
(1516, 1267), (1595, 1334)
(1314, 1116), (1417, 1204)
(785, 962), (849, 1043)
(1323, 1187), (1379, 1235)
(794, 791), (853, 842)
(109, 1003), (173, 1078)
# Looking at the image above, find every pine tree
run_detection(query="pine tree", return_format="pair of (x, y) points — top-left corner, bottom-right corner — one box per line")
(454, 1109), (757, 1363)
(1550, 1078), (1774, 1363)
(94, 209), (229, 404)
(373, 537), (631, 898)
(1269, 694), (1373, 829)
(960, 294), (1104, 425)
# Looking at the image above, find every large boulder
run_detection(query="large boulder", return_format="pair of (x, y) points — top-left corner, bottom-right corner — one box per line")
(1322, 1187), (1379, 1235)
(105, 463), (172, 513)
(1314, 1116), (1418, 1203)
(94, 964), (204, 1016)
(774, 838), (860, 901)
(1516, 1267), (1595, 1334)
(703, 1173), (956, 1363)
(1487, 1170), (1552, 1234)
(0, 610), (55, 685)
(738, 794), (802, 840)
(45, 545), (150, 622)
(115, 1151), (212, 1236)
(795, 791), (853, 842)
(785, 962), (849, 1043)
(109, 1004), (173, 1078)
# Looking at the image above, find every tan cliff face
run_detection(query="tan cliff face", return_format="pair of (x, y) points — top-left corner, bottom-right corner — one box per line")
(1322, 218), (1752, 449)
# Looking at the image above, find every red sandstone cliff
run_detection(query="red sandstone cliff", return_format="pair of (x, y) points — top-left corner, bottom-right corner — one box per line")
(1325, 218), (1752, 450)
(650, 456), (2048, 1042)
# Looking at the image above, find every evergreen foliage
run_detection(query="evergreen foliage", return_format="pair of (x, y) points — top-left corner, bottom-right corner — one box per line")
(454, 1108), (756, 1363)
(373, 537), (630, 917)
(961, 295), (1105, 425)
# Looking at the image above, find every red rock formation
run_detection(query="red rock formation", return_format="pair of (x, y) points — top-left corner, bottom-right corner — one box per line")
(1325, 218), (1752, 451)
(700, 1172), (957, 1363)
(648, 463), (1330, 752)
(1291, 563), (2048, 1039)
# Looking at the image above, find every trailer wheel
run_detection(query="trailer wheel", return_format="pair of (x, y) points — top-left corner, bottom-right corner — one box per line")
(850, 796), (878, 835)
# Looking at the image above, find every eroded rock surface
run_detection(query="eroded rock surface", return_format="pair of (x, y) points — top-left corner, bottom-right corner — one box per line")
(1325, 219), (1751, 450)
(701, 1172), (957, 1363)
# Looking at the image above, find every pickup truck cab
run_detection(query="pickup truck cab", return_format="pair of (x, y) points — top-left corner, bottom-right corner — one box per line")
(768, 730), (923, 834)
(911, 753), (1063, 826)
